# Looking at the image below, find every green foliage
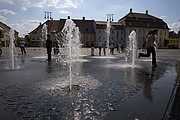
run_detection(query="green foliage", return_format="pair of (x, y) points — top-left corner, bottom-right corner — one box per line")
(0, 31), (4, 39)
(25, 35), (31, 42)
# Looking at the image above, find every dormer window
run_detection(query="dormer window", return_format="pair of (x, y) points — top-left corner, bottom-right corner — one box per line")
(129, 22), (132, 26)
(147, 23), (150, 27)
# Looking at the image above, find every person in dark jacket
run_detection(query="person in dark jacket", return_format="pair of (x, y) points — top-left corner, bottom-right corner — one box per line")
(91, 41), (95, 56)
(46, 34), (52, 61)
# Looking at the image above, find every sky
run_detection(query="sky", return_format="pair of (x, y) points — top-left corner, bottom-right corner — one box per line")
(0, 0), (180, 37)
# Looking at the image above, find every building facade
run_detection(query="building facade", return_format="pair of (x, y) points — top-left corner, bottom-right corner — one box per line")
(29, 9), (176, 49)
(29, 17), (96, 47)
(95, 21), (124, 47)
(118, 8), (169, 48)
(165, 31), (180, 48)
(0, 21), (19, 47)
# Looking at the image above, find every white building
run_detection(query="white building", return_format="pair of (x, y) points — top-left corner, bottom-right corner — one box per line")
(95, 21), (124, 47)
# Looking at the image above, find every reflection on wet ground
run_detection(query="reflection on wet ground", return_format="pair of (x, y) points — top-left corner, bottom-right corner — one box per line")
(0, 54), (178, 120)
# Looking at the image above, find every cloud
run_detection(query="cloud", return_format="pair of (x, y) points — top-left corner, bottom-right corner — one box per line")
(1, 0), (83, 10)
(0, 9), (16, 15)
(10, 19), (43, 37)
(0, 0), (44, 11)
(59, 10), (71, 15)
(0, 0), (14, 4)
(46, 0), (83, 9)
(0, 15), (7, 23)
(159, 15), (166, 19)
(168, 22), (180, 33)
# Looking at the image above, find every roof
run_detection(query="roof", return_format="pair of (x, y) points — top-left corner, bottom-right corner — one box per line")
(0, 21), (11, 30)
(118, 10), (169, 29)
(29, 18), (96, 35)
(95, 21), (124, 30)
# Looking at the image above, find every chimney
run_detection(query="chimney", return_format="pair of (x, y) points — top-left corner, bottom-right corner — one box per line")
(130, 8), (132, 13)
(82, 17), (85, 20)
(67, 16), (70, 19)
(145, 10), (148, 14)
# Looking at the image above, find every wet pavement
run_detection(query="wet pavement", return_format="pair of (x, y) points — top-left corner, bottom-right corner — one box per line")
(0, 48), (180, 120)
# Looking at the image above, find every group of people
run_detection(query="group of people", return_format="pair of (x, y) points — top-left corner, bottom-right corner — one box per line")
(91, 40), (118, 56)
(0, 40), (27, 55)
(91, 28), (158, 67)
(0, 29), (159, 66)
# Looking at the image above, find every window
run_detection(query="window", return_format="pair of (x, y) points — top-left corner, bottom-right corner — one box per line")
(117, 31), (119, 38)
(86, 35), (88, 40)
(103, 37), (105, 40)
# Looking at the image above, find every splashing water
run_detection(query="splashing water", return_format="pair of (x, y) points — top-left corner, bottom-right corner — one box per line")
(125, 30), (137, 68)
(106, 20), (111, 48)
(61, 18), (82, 90)
(41, 23), (47, 47)
(8, 29), (18, 69)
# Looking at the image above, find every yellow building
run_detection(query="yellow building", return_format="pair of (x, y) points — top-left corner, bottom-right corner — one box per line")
(118, 8), (169, 48)
(0, 21), (19, 47)
(165, 31), (180, 48)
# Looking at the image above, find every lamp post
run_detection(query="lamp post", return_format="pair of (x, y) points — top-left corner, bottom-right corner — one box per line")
(44, 11), (53, 20)
(107, 14), (114, 21)
(44, 11), (53, 34)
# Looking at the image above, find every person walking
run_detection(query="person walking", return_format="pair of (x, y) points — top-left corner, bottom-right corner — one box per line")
(91, 41), (95, 56)
(110, 41), (115, 55)
(46, 34), (52, 61)
(0, 40), (2, 55)
(20, 40), (26, 54)
(98, 40), (102, 56)
(138, 29), (158, 67)
(103, 41), (107, 56)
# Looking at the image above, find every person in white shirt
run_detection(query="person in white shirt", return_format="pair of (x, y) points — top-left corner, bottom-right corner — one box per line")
(138, 29), (158, 67)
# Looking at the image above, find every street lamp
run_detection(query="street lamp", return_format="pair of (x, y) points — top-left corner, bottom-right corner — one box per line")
(44, 11), (53, 20)
(107, 14), (114, 21)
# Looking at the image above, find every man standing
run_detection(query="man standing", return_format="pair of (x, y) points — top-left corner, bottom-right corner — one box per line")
(91, 41), (95, 56)
(110, 41), (115, 55)
(46, 34), (52, 61)
(20, 40), (26, 54)
(103, 41), (107, 56)
(98, 40), (102, 56)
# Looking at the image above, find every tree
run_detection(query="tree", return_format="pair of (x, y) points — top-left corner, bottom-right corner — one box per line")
(25, 35), (30, 42)
(0, 31), (4, 40)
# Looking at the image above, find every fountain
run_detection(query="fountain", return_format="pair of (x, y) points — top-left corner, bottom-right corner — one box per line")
(8, 29), (18, 69)
(125, 30), (137, 68)
(106, 20), (111, 49)
(61, 18), (82, 90)
(0, 27), (177, 119)
(41, 23), (47, 47)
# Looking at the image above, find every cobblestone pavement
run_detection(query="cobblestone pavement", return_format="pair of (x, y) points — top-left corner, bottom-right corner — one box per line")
(0, 47), (180, 120)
